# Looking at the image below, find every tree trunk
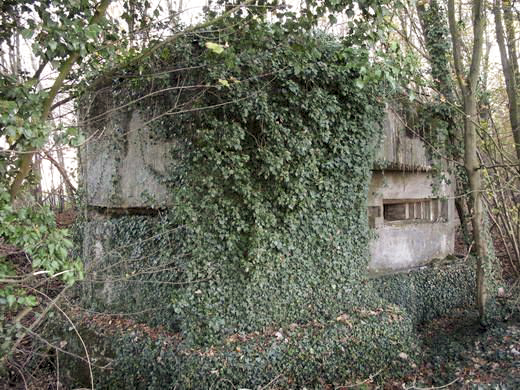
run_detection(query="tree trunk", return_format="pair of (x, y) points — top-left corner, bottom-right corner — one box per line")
(8, 0), (111, 201)
(494, 0), (520, 162)
(56, 148), (66, 211)
(448, 0), (488, 322)
(416, 1), (471, 245)
(32, 153), (43, 205)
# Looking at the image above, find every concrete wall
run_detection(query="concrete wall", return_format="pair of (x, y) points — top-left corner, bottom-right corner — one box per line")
(375, 107), (432, 170)
(367, 170), (457, 272)
(80, 96), (456, 273)
(368, 107), (457, 272)
(81, 105), (176, 209)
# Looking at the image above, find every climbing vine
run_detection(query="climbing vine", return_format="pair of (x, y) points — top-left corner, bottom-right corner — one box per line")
(70, 10), (498, 387)
(85, 21), (394, 341)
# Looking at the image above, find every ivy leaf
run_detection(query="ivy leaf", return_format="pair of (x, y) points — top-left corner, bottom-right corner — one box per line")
(21, 28), (34, 40)
(57, 246), (68, 260)
(218, 79), (230, 87)
(6, 295), (16, 307)
(205, 42), (225, 55)
(25, 295), (38, 306)
(48, 40), (58, 51)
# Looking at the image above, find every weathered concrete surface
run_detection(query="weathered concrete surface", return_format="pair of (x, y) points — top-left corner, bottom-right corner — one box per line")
(369, 171), (452, 204)
(81, 217), (117, 307)
(80, 95), (457, 273)
(375, 107), (431, 170)
(80, 214), (177, 327)
(369, 222), (455, 271)
(368, 170), (457, 272)
(81, 108), (176, 209)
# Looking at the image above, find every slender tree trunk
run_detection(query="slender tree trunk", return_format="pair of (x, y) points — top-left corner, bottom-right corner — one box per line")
(502, 1), (519, 94)
(494, 0), (520, 162)
(416, 1), (456, 102)
(465, 93), (488, 319)
(32, 153), (43, 204)
(43, 150), (77, 201)
(448, 0), (488, 321)
(416, 1), (472, 244)
(56, 148), (66, 211)
(8, 0), (111, 202)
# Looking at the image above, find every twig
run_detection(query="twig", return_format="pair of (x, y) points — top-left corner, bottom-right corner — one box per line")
(10, 361), (29, 390)
(20, 327), (106, 367)
(335, 369), (383, 389)
(27, 287), (94, 390)
(260, 374), (284, 390)
(56, 347), (60, 390)
(404, 377), (460, 390)
(463, 241), (474, 262)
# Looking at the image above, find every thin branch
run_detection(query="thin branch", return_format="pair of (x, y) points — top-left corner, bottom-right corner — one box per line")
(50, 95), (74, 112)
(27, 287), (94, 390)
(32, 60), (48, 81)
(404, 377), (460, 390)
(41, 151), (77, 195)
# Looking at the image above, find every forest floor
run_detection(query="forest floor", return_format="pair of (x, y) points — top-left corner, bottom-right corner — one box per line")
(3, 304), (519, 389)
(382, 308), (520, 390)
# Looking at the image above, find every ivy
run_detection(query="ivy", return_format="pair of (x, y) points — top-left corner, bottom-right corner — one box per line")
(83, 22), (386, 341)
(71, 14), (490, 387)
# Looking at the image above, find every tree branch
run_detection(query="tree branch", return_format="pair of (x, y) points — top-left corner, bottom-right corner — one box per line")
(9, 0), (111, 201)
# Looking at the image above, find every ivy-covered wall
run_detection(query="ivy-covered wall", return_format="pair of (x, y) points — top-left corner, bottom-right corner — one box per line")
(56, 304), (416, 388)
(59, 257), (480, 388)
(371, 258), (476, 324)
(80, 214), (181, 329)
(74, 22), (482, 386)
(81, 23), (388, 342)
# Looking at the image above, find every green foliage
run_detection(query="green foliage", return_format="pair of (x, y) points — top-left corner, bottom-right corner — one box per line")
(0, 192), (79, 283)
(0, 187), (83, 357)
(47, 256), (505, 388)
(73, 9), (483, 386)
(55, 305), (416, 389)
(84, 21), (396, 345)
(80, 215), (181, 329)
(415, 0), (464, 180)
(0, 0), (125, 367)
(372, 258), (477, 324)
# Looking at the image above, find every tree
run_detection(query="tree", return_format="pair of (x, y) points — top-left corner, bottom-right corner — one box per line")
(1, 0), (111, 373)
(415, 0), (473, 242)
(447, 0), (489, 321)
(493, 0), (520, 162)
(388, 0), (502, 321)
(5, 0), (110, 201)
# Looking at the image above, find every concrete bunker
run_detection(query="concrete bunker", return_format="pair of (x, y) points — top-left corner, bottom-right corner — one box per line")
(71, 34), (476, 386)
(368, 108), (457, 272)
(81, 102), (458, 276)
